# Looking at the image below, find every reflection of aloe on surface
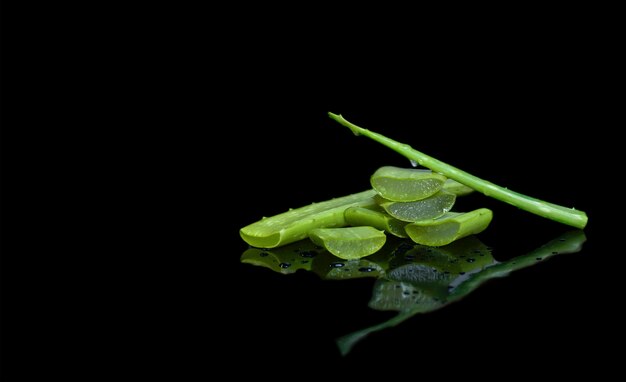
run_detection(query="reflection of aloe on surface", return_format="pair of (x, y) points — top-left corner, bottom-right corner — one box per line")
(336, 230), (586, 355)
(240, 231), (586, 355)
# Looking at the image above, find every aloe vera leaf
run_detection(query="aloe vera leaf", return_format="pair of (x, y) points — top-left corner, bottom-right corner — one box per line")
(240, 189), (377, 248)
(329, 112), (588, 229)
(370, 166), (447, 202)
(344, 206), (409, 238)
(308, 226), (387, 260)
(404, 208), (493, 247)
(376, 190), (456, 222)
(443, 179), (474, 196)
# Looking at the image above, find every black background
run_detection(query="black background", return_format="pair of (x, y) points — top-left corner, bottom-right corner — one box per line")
(2, 6), (622, 382)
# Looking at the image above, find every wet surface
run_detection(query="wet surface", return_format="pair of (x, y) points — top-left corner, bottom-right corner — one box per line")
(242, 231), (586, 355)
(3, 106), (617, 381)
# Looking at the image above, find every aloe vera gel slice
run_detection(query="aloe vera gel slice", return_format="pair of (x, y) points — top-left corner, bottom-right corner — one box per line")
(308, 226), (386, 260)
(344, 206), (409, 238)
(405, 208), (493, 246)
(240, 190), (377, 248)
(371, 166), (447, 202)
(377, 190), (456, 222)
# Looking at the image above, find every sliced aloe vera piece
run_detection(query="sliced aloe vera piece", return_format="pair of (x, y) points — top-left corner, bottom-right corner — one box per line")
(443, 179), (474, 196)
(344, 206), (409, 238)
(370, 166), (447, 202)
(377, 190), (456, 222)
(405, 208), (493, 246)
(308, 226), (386, 260)
(240, 189), (377, 248)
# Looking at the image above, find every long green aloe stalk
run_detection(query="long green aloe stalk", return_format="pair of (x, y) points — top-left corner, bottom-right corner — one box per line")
(240, 189), (377, 248)
(328, 112), (588, 229)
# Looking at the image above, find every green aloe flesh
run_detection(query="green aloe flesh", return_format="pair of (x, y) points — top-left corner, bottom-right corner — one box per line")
(308, 226), (387, 260)
(376, 190), (456, 222)
(370, 166), (447, 202)
(344, 206), (409, 238)
(404, 208), (493, 247)
(329, 112), (588, 229)
(240, 189), (377, 248)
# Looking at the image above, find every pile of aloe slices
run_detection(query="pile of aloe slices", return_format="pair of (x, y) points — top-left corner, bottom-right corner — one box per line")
(241, 113), (587, 261)
(240, 165), (492, 260)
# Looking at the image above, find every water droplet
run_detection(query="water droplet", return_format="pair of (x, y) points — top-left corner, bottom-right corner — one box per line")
(299, 250), (318, 258)
(279, 262), (291, 268)
(551, 251), (559, 255)
(403, 291), (410, 295)
(410, 159), (419, 167)
(259, 252), (269, 257)
(558, 239), (565, 242)
(535, 258), (542, 261)
(329, 262), (345, 268)
(459, 272), (466, 275)
(358, 267), (375, 273)
(466, 258), (475, 263)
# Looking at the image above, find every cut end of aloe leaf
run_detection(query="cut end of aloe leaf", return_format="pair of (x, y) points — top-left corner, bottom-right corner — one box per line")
(239, 229), (282, 249)
(405, 208), (493, 247)
(370, 166), (447, 202)
(309, 226), (386, 260)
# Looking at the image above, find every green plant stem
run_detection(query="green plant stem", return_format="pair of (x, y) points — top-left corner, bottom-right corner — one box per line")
(328, 112), (588, 229)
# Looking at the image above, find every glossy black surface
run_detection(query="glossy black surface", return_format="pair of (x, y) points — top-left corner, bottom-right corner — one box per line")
(3, 61), (618, 381)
